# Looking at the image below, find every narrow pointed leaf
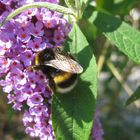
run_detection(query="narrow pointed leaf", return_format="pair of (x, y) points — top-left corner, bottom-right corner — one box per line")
(52, 23), (97, 140)
(64, 0), (75, 9)
(126, 85), (140, 106)
(79, 0), (91, 8)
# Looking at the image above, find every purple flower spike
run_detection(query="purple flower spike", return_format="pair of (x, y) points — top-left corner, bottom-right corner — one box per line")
(0, 0), (71, 139)
(92, 110), (104, 140)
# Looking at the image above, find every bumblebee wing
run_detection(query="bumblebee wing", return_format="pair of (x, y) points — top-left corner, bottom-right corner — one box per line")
(46, 60), (83, 73)
(45, 54), (83, 73)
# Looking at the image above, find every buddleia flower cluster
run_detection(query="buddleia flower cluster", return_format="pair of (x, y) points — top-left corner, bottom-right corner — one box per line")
(0, 0), (103, 139)
(0, 0), (71, 139)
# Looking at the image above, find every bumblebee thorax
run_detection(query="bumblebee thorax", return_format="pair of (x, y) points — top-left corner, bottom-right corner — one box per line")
(35, 48), (55, 65)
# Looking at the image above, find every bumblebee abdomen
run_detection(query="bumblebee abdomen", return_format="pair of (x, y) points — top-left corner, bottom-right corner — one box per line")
(53, 72), (77, 93)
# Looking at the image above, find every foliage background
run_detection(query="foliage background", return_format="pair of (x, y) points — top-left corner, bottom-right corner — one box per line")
(1, 0), (140, 140)
(93, 1), (140, 140)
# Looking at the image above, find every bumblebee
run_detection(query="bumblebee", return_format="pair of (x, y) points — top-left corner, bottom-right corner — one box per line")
(33, 48), (83, 94)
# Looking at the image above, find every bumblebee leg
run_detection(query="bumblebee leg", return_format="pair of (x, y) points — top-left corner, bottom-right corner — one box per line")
(32, 65), (42, 70)
(26, 65), (41, 71)
(48, 76), (56, 92)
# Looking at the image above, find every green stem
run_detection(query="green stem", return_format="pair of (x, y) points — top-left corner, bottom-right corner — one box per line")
(97, 39), (109, 77)
(75, 0), (81, 19)
(107, 60), (140, 108)
(0, 2), (75, 27)
(123, 60), (135, 81)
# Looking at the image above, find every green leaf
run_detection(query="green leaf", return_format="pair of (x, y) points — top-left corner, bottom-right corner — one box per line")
(79, 0), (90, 6)
(96, 0), (139, 15)
(0, 2), (74, 27)
(113, 0), (140, 15)
(89, 11), (140, 64)
(79, 0), (91, 13)
(79, 5), (100, 43)
(126, 85), (140, 106)
(96, 0), (114, 11)
(52, 23), (97, 140)
(64, 0), (75, 9)
(73, 0), (91, 19)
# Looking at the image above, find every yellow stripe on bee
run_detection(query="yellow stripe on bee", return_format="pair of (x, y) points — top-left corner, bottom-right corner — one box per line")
(53, 72), (72, 84)
(35, 54), (40, 65)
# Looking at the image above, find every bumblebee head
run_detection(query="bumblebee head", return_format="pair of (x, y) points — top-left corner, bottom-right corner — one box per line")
(35, 48), (55, 65)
